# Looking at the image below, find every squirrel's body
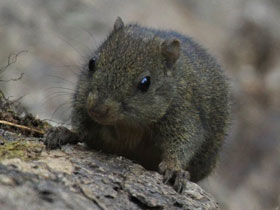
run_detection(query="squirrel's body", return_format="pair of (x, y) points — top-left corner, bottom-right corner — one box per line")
(45, 17), (230, 192)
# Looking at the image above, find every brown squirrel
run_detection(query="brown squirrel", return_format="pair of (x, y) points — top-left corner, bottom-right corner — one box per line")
(44, 17), (230, 193)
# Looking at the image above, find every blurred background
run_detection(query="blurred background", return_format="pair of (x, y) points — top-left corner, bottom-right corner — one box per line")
(0, 0), (279, 209)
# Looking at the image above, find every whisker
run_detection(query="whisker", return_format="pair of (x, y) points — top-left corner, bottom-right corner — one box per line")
(42, 117), (72, 128)
(62, 115), (72, 126)
(50, 63), (84, 76)
(45, 86), (75, 92)
(79, 26), (98, 50)
(51, 101), (72, 120)
(45, 74), (76, 85)
(54, 33), (86, 61)
(45, 91), (73, 98)
(41, 93), (72, 105)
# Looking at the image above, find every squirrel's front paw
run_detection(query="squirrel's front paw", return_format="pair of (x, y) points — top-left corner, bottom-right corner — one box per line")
(159, 161), (190, 193)
(43, 126), (78, 150)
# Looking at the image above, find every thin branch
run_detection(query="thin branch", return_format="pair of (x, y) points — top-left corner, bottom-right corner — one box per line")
(0, 50), (27, 83)
(0, 120), (45, 135)
(0, 90), (8, 100)
(0, 50), (27, 74)
(0, 73), (24, 82)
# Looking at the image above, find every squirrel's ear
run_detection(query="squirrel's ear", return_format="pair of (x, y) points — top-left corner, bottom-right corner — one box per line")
(114, 17), (124, 31)
(161, 39), (180, 68)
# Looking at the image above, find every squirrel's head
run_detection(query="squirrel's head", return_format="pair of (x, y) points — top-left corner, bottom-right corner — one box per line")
(77, 17), (180, 126)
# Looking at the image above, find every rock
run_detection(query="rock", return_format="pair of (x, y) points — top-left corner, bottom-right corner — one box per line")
(0, 131), (219, 210)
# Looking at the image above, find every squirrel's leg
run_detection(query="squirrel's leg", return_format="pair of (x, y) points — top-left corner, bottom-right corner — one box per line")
(44, 121), (102, 150)
(43, 126), (80, 149)
(158, 111), (204, 193)
(43, 107), (87, 149)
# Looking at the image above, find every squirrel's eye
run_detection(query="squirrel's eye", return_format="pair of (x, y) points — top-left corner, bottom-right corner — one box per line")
(88, 57), (96, 72)
(137, 76), (151, 92)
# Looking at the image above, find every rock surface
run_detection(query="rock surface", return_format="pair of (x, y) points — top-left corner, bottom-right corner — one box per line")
(0, 130), (219, 210)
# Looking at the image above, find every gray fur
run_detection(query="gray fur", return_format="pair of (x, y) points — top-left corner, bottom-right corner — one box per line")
(72, 17), (230, 192)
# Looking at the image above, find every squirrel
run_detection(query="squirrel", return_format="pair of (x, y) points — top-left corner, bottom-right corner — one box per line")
(44, 17), (230, 193)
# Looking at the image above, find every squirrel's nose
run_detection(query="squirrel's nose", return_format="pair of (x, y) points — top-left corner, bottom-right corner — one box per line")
(87, 92), (111, 118)
(87, 92), (98, 108)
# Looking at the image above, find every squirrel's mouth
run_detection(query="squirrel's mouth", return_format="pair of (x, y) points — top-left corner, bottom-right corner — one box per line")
(89, 112), (118, 125)
(87, 107), (119, 125)
(87, 104), (123, 126)
(86, 92), (123, 125)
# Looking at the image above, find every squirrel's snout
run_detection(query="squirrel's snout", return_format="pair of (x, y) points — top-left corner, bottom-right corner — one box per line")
(87, 92), (119, 124)
(87, 92), (108, 117)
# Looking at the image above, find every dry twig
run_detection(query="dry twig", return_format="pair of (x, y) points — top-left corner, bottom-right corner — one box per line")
(0, 120), (45, 135)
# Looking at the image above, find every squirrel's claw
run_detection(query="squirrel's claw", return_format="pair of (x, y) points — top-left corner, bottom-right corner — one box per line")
(173, 170), (190, 193)
(162, 168), (174, 184)
(159, 161), (190, 193)
(43, 126), (78, 150)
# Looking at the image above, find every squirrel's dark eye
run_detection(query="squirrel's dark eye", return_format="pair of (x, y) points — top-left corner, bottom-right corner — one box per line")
(137, 76), (151, 92)
(88, 57), (96, 72)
